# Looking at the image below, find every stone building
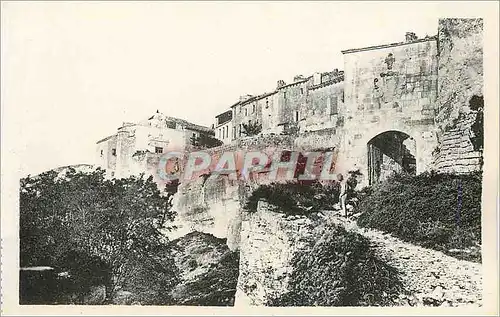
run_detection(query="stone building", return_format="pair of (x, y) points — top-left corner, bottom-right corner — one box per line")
(302, 70), (345, 132)
(214, 71), (345, 140)
(96, 111), (213, 179)
(214, 109), (233, 145)
(338, 32), (439, 185)
(230, 93), (271, 140)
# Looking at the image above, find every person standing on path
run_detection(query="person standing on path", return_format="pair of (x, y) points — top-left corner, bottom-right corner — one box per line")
(337, 173), (348, 218)
(346, 171), (358, 208)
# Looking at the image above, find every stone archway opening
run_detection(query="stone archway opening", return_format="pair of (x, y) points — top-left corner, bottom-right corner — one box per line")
(367, 131), (416, 185)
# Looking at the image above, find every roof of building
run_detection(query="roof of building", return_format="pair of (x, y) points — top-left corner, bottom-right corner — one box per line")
(230, 91), (276, 108)
(341, 35), (437, 54)
(144, 112), (213, 133)
(276, 77), (311, 90)
(215, 109), (233, 118)
(96, 134), (116, 144)
(309, 74), (345, 91)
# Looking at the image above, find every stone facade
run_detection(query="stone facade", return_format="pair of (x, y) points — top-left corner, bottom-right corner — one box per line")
(96, 111), (213, 178)
(230, 93), (272, 139)
(214, 109), (233, 145)
(338, 35), (439, 185)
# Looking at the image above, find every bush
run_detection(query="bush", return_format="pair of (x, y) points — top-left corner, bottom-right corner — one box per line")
(356, 171), (482, 262)
(269, 223), (405, 306)
(174, 251), (240, 306)
(244, 181), (340, 215)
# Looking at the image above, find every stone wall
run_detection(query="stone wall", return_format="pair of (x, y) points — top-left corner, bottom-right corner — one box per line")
(96, 135), (117, 177)
(274, 79), (310, 131)
(303, 81), (344, 132)
(434, 18), (483, 173)
(170, 135), (296, 249)
(232, 95), (265, 139)
(339, 37), (439, 185)
(234, 201), (315, 306)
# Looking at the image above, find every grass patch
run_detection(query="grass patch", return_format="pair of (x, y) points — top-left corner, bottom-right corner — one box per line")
(356, 171), (482, 262)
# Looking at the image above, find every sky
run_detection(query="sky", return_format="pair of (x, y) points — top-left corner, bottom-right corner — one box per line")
(0, 1), (492, 176)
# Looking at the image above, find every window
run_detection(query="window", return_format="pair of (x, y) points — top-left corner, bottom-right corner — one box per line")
(332, 96), (338, 114)
(283, 91), (287, 99)
(327, 96), (338, 115)
(112, 148), (116, 156)
(225, 126), (229, 138)
(295, 111), (300, 122)
(252, 104), (256, 113)
(218, 128), (221, 138)
(300, 88), (304, 95)
(265, 99), (269, 109)
(245, 108), (248, 116)
(155, 147), (163, 154)
(100, 149), (103, 157)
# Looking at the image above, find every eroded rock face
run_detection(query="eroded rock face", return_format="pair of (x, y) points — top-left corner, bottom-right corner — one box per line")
(170, 175), (243, 250)
(434, 18), (483, 173)
(235, 201), (316, 306)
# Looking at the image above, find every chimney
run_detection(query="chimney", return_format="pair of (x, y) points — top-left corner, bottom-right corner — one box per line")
(405, 32), (418, 42)
(293, 74), (305, 82)
(312, 72), (321, 85)
(239, 94), (253, 102)
(277, 80), (286, 89)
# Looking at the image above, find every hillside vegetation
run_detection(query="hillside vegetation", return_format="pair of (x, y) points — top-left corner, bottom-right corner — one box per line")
(19, 168), (238, 305)
(269, 221), (405, 306)
(356, 171), (482, 262)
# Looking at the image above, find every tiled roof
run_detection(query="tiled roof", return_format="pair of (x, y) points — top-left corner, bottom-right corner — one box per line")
(96, 134), (116, 144)
(158, 115), (213, 133)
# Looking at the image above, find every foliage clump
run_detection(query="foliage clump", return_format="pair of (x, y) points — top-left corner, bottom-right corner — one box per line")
(20, 167), (179, 304)
(356, 171), (482, 262)
(243, 181), (340, 215)
(269, 223), (405, 306)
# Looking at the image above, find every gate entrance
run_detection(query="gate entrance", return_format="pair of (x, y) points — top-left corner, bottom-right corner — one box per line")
(367, 131), (416, 185)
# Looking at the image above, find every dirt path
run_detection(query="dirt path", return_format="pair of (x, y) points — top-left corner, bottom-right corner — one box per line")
(326, 213), (483, 307)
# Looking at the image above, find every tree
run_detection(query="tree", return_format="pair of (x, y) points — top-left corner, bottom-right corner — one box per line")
(190, 134), (223, 149)
(242, 121), (262, 136)
(19, 167), (179, 303)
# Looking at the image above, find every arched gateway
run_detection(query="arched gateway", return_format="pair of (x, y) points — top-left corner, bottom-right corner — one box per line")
(367, 130), (416, 185)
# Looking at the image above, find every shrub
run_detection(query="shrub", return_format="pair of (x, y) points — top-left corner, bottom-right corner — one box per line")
(356, 171), (482, 262)
(174, 251), (240, 306)
(244, 181), (340, 215)
(269, 223), (405, 306)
